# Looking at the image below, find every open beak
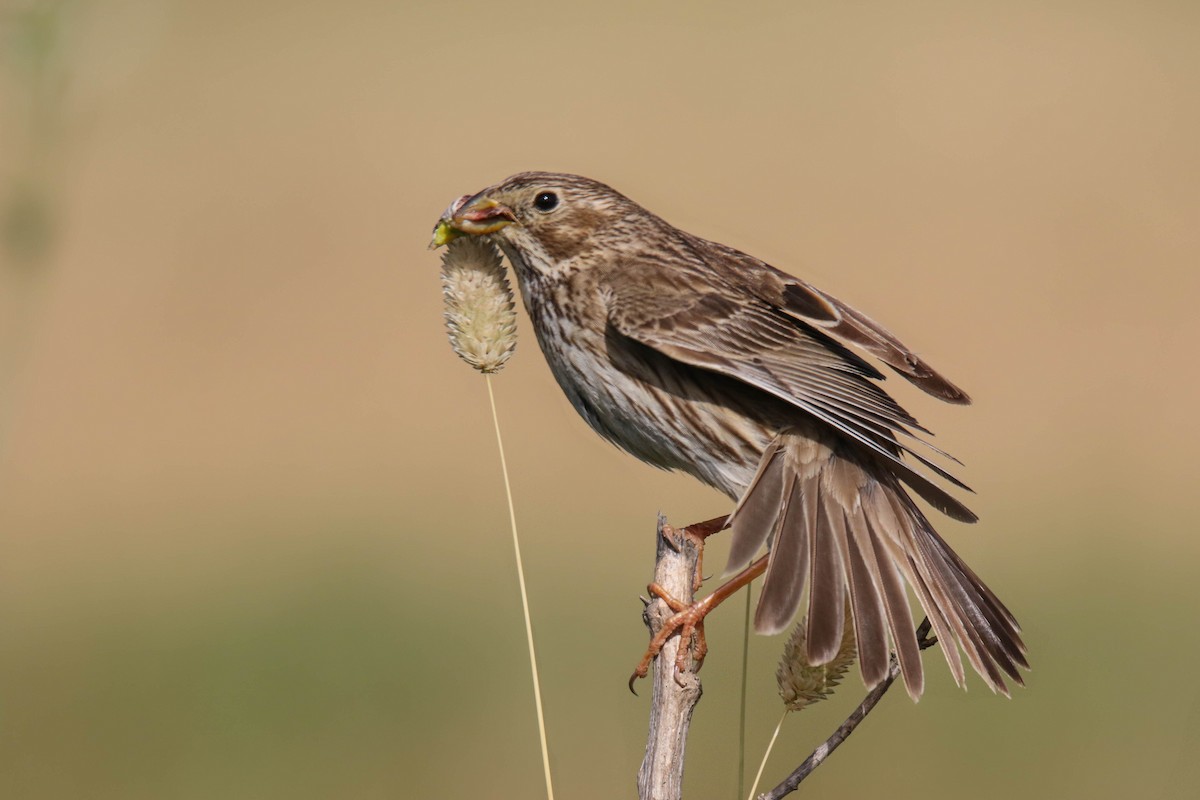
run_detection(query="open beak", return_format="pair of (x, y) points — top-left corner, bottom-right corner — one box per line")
(429, 193), (517, 249)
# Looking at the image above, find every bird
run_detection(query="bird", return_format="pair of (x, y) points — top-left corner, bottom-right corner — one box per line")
(431, 172), (1027, 700)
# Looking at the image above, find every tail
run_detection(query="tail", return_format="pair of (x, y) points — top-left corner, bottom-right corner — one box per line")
(725, 429), (1028, 700)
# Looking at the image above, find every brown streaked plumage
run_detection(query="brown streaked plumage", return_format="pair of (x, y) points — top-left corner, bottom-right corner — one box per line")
(433, 172), (1027, 699)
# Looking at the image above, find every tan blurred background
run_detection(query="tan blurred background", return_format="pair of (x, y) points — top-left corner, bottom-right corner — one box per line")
(2, 0), (1198, 797)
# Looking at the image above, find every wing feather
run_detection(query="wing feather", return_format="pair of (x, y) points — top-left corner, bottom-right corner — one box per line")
(691, 238), (971, 403)
(605, 271), (975, 522)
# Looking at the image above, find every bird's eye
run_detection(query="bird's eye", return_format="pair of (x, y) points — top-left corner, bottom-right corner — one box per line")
(533, 191), (559, 212)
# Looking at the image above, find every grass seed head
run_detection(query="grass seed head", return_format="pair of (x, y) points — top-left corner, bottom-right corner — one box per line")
(777, 612), (858, 712)
(440, 237), (517, 374)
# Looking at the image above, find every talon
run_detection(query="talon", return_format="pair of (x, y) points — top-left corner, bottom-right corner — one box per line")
(628, 662), (649, 695)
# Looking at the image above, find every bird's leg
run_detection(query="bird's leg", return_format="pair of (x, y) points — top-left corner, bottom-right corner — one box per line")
(661, 514), (730, 592)
(630, 554), (768, 690)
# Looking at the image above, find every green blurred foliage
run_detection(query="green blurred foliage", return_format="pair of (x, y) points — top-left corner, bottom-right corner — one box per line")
(1, 0), (72, 269)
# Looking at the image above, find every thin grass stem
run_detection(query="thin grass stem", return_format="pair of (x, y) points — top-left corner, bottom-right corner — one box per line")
(748, 710), (788, 800)
(486, 375), (555, 800)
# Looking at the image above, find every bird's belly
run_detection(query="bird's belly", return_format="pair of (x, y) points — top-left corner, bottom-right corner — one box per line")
(531, 321), (770, 500)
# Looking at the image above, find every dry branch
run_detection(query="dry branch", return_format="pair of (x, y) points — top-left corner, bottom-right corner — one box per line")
(637, 515), (703, 800)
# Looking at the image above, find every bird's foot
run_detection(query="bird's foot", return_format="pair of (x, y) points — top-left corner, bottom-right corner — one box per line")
(629, 553), (769, 692)
(629, 583), (717, 690)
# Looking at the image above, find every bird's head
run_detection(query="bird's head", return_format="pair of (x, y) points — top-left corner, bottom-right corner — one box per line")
(430, 172), (639, 271)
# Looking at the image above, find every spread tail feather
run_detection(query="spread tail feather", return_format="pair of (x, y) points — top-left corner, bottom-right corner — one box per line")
(726, 429), (1027, 700)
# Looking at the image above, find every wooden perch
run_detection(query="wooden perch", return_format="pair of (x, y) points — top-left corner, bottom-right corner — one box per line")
(637, 514), (703, 800)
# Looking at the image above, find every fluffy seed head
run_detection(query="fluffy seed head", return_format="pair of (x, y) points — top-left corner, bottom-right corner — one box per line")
(777, 611), (857, 711)
(440, 237), (517, 374)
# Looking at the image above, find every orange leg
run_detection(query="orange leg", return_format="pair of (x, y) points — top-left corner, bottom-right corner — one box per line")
(661, 514), (730, 592)
(630, 553), (768, 691)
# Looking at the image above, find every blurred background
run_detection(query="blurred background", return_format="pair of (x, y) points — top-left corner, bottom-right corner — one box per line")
(2, 0), (1197, 798)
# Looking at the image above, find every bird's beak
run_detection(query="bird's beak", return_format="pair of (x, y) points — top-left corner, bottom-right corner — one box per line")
(429, 193), (518, 249)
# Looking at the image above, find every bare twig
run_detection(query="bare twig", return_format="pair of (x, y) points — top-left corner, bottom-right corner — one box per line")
(759, 619), (937, 800)
(637, 514), (703, 800)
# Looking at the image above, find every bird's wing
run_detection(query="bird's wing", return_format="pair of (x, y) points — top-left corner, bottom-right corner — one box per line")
(696, 239), (971, 404)
(603, 262), (976, 523)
